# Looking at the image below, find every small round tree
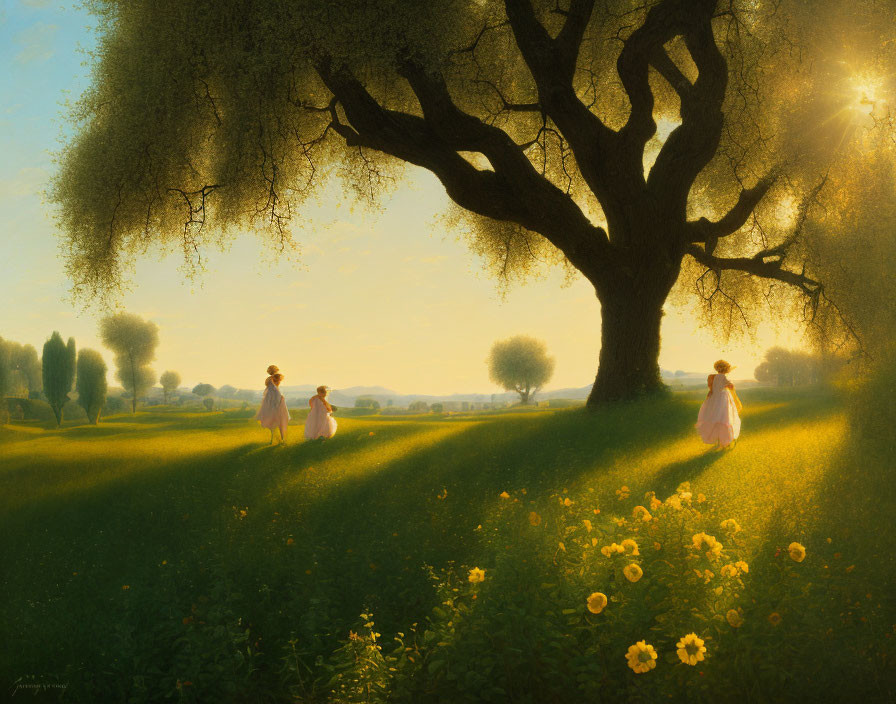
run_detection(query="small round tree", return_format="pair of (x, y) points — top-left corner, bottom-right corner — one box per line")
(488, 335), (555, 405)
(100, 313), (159, 413)
(160, 370), (181, 404)
(192, 383), (216, 407)
(42, 332), (76, 426)
(76, 348), (108, 424)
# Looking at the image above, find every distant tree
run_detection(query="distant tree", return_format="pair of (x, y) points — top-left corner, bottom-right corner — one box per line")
(236, 389), (258, 402)
(461, 401), (470, 412)
(100, 313), (159, 413)
(42, 331), (76, 426)
(192, 383), (216, 400)
(431, 403), (444, 413)
(386, 399), (394, 407)
(754, 347), (823, 387)
(0, 338), (10, 401)
(159, 370), (181, 403)
(219, 384), (238, 398)
(408, 401), (430, 413)
(488, 335), (555, 405)
(202, 397), (215, 411)
(76, 348), (108, 424)
(354, 396), (380, 410)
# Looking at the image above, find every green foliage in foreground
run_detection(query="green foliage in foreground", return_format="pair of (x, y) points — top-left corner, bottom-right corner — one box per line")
(1, 387), (893, 702)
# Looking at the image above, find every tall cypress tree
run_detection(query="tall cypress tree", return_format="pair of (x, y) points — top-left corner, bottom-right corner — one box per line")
(76, 349), (108, 424)
(42, 332), (76, 427)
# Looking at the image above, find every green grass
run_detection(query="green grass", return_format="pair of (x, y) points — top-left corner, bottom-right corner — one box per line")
(1, 388), (893, 702)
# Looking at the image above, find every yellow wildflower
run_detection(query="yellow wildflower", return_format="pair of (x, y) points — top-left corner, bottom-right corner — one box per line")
(623, 563), (644, 583)
(679, 491), (693, 503)
(697, 493), (707, 503)
(665, 495), (683, 510)
(650, 496), (662, 510)
(768, 612), (782, 626)
(591, 538), (599, 547)
(613, 517), (626, 527)
(788, 542), (807, 563)
(583, 519), (593, 532)
(558, 542), (566, 552)
(621, 539), (640, 556)
(499, 491), (510, 499)
(676, 633), (707, 666)
(616, 486), (631, 500)
(562, 497), (574, 507)
(691, 532), (723, 559)
(601, 543), (625, 557)
(720, 518), (741, 533)
(467, 567), (486, 584)
(625, 641), (657, 673)
(720, 564), (739, 578)
(713, 586), (724, 595)
(528, 511), (542, 526)
(845, 564), (855, 573)
(286, 538), (295, 545)
(726, 609), (744, 628)
(437, 488), (448, 500)
(653, 541), (662, 551)
(586, 592), (608, 614)
(632, 506), (652, 522)
(122, 585), (130, 590)
(676, 481), (691, 493)
(735, 560), (749, 574)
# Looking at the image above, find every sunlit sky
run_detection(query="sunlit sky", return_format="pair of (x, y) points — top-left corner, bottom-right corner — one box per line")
(0, 1), (807, 395)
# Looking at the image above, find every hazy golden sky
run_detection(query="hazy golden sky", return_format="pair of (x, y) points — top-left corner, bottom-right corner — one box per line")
(0, 1), (806, 395)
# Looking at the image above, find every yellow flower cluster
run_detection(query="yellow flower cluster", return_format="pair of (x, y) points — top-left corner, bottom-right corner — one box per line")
(788, 542), (807, 562)
(582, 519), (593, 532)
(601, 542), (625, 557)
(644, 491), (662, 511)
(632, 505), (652, 522)
(625, 641), (657, 673)
(676, 633), (707, 666)
(499, 491), (510, 499)
(586, 592), (607, 614)
(467, 567), (485, 583)
(616, 485), (631, 500)
(691, 532), (724, 559)
(528, 511), (542, 526)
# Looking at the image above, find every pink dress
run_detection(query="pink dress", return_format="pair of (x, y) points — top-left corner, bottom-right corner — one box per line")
(696, 373), (741, 447)
(256, 383), (289, 439)
(304, 396), (337, 439)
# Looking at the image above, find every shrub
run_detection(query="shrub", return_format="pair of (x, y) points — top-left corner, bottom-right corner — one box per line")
(203, 397), (215, 411)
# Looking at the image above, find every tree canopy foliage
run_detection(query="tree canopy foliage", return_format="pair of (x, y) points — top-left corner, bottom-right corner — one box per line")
(42, 332), (76, 426)
(53, 0), (896, 401)
(76, 348), (108, 424)
(100, 313), (159, 413)
(160, 370), (181, 403)
(488, 334), (554, 403)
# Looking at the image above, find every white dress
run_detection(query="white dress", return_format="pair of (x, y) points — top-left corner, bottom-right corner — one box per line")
(695, 373), (741, 447)
(305, 396), (337, 439)
(255, 383), (290, 439)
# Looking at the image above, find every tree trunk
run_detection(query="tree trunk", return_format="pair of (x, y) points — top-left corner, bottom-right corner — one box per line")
(587, 291), (666, 406)
(52, 403), (62, 427)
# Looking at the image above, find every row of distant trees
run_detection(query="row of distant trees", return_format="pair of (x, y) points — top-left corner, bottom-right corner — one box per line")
(1, 313), (179, 426)
(754, 347), (844, 387)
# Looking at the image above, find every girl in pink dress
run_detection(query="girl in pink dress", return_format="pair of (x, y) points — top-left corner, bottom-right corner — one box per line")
(256, 372), (290, 444)
(304, 385), (338, 440)
(696, 360), (742, 449)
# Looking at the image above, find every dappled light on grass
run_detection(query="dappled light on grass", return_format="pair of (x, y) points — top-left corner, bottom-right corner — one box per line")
(1, 388), (891, 701)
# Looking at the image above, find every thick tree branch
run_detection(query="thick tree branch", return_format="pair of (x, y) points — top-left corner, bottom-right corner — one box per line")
(685, 243), (821, 296)
(314, 56), (611, 280)
(687, 171), (778, 247)
(503, 0), (618, 207)
(647, 1), (728, 217)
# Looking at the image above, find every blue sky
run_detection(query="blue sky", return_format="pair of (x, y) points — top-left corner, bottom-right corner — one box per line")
(0, 1), (805, 394)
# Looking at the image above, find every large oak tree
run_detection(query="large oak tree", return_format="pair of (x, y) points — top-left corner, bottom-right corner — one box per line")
(53, 0), (893, 404)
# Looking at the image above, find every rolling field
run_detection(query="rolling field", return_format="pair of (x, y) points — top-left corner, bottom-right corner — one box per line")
(1, 388), (893, 702)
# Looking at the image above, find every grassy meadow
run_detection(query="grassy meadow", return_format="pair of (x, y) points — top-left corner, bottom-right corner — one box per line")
(1, 387), (894, 702)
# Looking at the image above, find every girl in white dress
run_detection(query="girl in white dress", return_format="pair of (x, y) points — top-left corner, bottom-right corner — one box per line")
(696, 360), (742, 448)
(305, 385), (338, 440)
(256, 372), (290, 444)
